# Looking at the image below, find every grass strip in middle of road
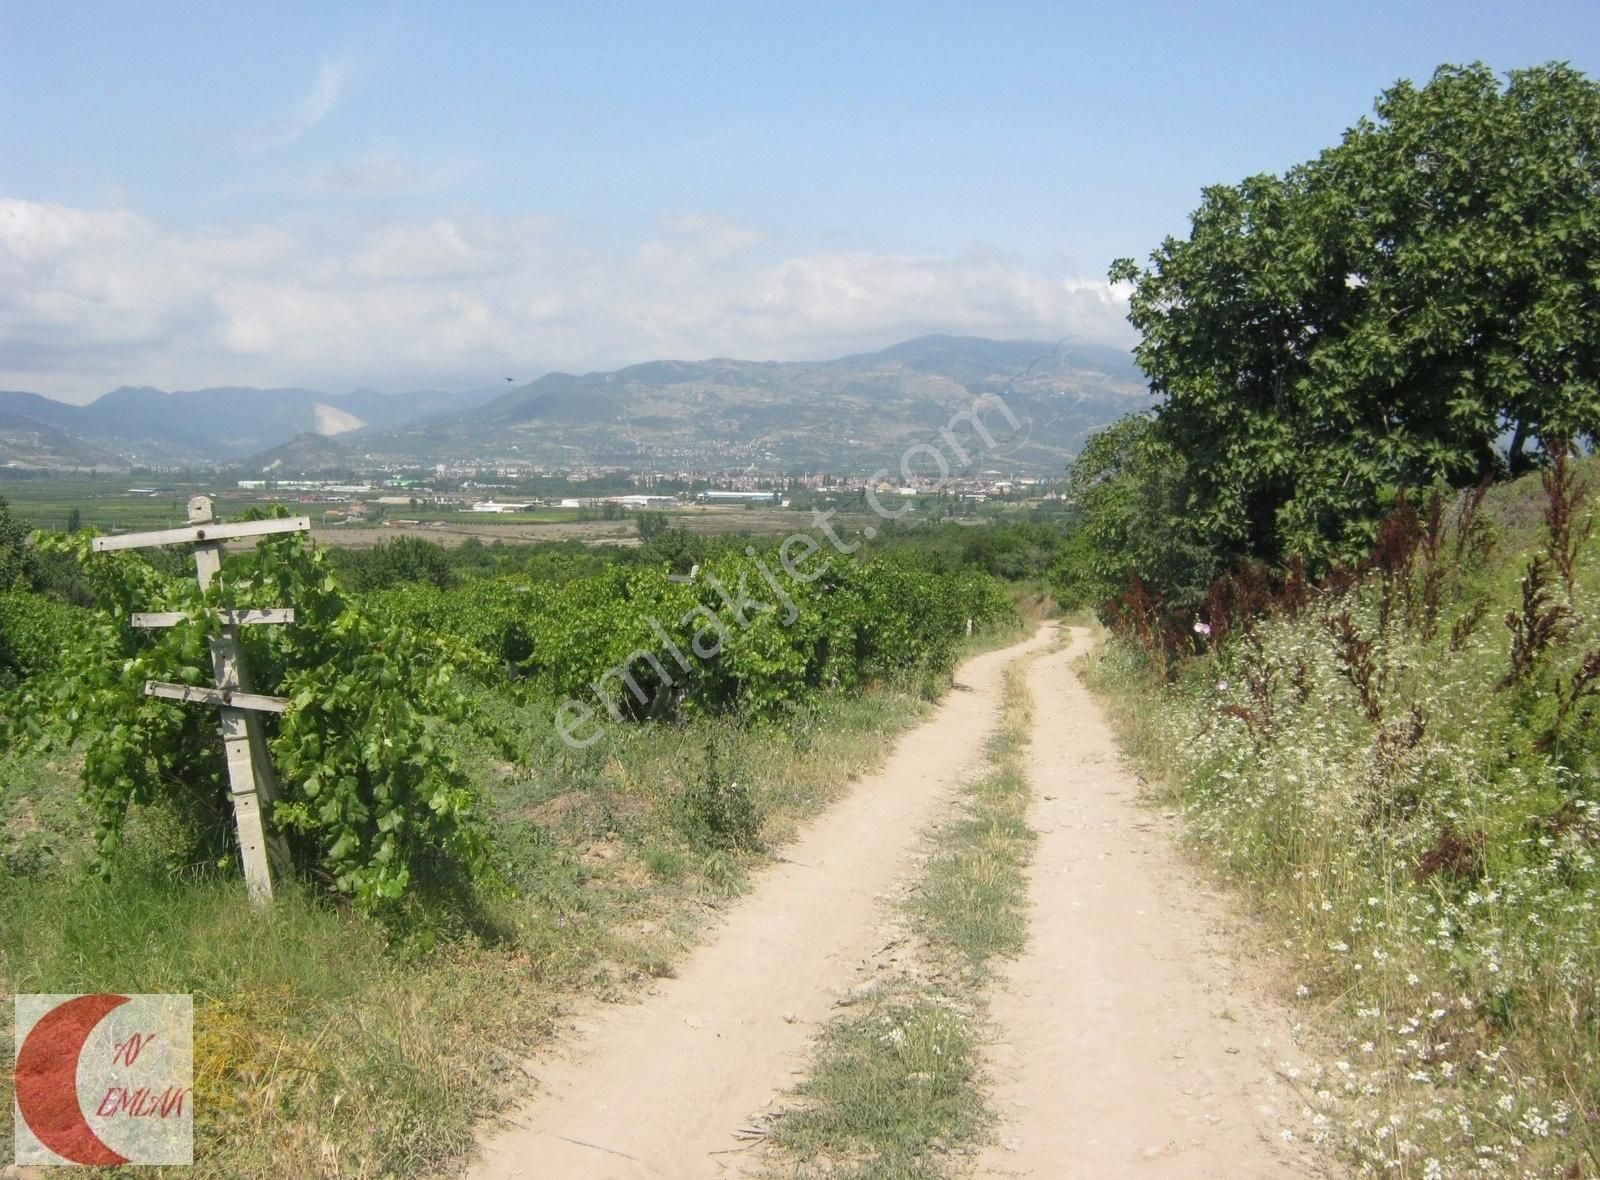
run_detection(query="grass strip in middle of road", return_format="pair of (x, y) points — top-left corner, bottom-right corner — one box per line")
(760, 650), (1040, 1179)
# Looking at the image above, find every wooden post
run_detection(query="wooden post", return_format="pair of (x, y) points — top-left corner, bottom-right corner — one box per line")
(185, 497), (291, 904)
(93, 496), (304, 906)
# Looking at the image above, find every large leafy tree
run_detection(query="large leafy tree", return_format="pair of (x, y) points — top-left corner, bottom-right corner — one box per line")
(340, 536), (456, 592)
(1112, 62), (1600, 566)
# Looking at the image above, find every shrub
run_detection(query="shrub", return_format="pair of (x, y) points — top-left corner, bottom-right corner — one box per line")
(669, 739), (762, 853)
(0, 589), (81, 687)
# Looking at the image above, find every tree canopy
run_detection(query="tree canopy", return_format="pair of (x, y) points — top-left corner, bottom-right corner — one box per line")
(1111, 62), (1600, 568)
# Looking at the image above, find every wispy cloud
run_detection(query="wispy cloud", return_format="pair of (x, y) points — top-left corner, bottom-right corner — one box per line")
(245, 57), (347, 150)
(296, 59), (343, 130)
(0, 198), (1135, 400)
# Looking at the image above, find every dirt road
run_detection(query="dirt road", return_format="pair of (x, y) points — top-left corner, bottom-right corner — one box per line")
(465, 627), (1316, 1179)
(976, 633), (1315, 1178)
(467, 626), (1057, 1179)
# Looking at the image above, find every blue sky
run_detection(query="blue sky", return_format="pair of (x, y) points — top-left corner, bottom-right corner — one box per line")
(2, 1), (1596, 400)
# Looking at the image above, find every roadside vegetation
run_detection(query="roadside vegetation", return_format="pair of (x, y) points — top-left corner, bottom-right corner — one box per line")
(1064, 61), (1600, 1180)
(761, 654), (1038, 1179)
(1090, 460), (1599, 1178)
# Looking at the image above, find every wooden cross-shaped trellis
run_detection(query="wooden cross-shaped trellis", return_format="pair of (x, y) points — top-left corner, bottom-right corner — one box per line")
(92, 496), (311, 906)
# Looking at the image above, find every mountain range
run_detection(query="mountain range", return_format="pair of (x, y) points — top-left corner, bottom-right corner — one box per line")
(0, 336), (1153, 475)
(0, 384), (502, 467)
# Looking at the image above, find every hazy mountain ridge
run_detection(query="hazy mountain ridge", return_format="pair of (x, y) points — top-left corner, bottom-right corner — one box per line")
(352, 335), (1152, 474)
(0, 409), (125, 468)
(2, 336), (1152, 474)
(0, 384), (504, 467)
(245, 432), (359, 475)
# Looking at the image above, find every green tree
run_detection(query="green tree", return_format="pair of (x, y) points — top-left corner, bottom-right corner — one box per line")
(1052, 417), (1216, 609)
(636, 510), (671, 542)
(342, 537), (456, 592)
(1112, 62), (1600, 568)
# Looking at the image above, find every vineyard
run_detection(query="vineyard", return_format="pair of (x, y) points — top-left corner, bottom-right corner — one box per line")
(0, 503), (1020, 1174)
(3, 515), (1015, 907)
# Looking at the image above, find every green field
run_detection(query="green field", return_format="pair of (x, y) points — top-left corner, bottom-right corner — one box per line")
(0, 476), (600, 534)
(0, 475), (984, 552)
(0, 475), (224, 532)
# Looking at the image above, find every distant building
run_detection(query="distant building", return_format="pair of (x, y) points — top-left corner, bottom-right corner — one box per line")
(696, 490), (778, 503)
(470, 501), (532, 513)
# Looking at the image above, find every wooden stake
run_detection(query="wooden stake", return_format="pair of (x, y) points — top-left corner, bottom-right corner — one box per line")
(100, 495), (301, 906)
(185, 498), (292, 903)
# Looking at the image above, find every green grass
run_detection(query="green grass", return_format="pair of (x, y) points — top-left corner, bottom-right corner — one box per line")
(911, 673), (1035, 972)
(0, 476), (220, 532)
(762, 656), (1038, 1178)
(0, 682), (933, 1178)
(766, 998), (989, 1180)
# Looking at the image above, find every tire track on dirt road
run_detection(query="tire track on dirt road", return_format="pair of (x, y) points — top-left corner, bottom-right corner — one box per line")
(976, 631), (1320, 1179)
(465, 626), (1056, 1180)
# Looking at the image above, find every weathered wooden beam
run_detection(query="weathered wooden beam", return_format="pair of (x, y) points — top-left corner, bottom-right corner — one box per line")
(143, 680), (291, 714)
(186, 498), (292, 900)
(217, 705), (277, 904)
(128, 496), (293, 907)
(91, 516), (311, 553)
(131, 608), (295, 629)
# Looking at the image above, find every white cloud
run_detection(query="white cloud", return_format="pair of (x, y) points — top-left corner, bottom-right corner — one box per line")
(246, 57), (347, 150)
(0, 197), (1134, 401)
(297, 60), (344, 130)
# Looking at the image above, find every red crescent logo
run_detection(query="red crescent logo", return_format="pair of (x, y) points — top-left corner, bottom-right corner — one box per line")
(14, 993), (131, 1165)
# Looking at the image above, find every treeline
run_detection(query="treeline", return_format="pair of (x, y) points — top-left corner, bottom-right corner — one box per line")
(327, 513), (1077, 593)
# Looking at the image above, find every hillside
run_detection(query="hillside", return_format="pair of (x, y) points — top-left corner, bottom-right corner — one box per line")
(360, 334), (1150, 473)
(0, 336), (1149, 473)
(0, 409), (125, 469)
(240, 432), (359, 477)
(0, 384), (502, 467)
